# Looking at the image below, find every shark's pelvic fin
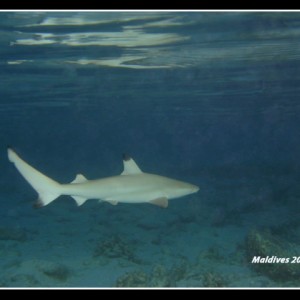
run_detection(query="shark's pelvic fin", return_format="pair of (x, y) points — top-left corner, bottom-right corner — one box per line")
(71, 174), (87, 184)
(121, 154), (142, 175)
(149, 197), (168, 208)
(72, 195), (88, 206)
(7, 148), (62, 206)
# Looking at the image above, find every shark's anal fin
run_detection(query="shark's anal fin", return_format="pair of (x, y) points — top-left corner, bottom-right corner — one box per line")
(121, 154), (143, 175)
(71, 174), (87, 184)
(149, 197), (168, 208)
(72, 195), (88, 206)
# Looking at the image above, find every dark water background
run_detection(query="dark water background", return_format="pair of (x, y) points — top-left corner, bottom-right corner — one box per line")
(0, 11), (300, 287)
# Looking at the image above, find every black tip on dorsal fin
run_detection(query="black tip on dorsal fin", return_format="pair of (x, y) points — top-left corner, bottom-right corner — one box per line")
(122, 153), (131, 161)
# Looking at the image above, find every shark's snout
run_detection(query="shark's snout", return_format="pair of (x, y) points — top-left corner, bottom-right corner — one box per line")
(192, 185), (200, 193)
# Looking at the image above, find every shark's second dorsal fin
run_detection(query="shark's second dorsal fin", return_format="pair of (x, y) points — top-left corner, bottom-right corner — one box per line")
(121, 154), (142, 175)
(71, 174), (87, 184)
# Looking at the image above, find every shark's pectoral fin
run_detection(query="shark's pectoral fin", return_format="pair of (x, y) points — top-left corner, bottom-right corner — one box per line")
(71, 174), (87, 184)
(103, 197), (118, 205)
(149, 197), (168, 208)
(72, 195), (88, 206)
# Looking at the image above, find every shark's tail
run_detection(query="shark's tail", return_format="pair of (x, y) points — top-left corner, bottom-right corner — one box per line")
(8, 148), (62, 207)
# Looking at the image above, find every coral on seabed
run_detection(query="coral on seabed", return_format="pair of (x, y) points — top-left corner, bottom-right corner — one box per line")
(202, 272), (227, 287)
(0, 226), (27, 242)
(0, 259), (71, 287)
(115, 260), (189, 287)
(245, 229), (300, 281)
(93, 235), (140, 263)
(36, 260), (71, 281)
(116, 271), (148, 287)
(202, 245), (224, 262)
(0, 274), (40, 287)
(149, 265), (170, 287)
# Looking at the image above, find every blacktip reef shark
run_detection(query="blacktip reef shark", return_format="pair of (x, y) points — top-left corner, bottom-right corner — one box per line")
(7, 148), (199, 208)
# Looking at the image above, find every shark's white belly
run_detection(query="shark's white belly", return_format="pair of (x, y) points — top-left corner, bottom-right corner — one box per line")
(61, 173), (188, 204)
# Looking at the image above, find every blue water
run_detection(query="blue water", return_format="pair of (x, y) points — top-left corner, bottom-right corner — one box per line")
(1, 11), (300, 288)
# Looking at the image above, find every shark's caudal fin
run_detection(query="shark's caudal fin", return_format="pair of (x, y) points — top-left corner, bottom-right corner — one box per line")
(7, 148), (62, 206)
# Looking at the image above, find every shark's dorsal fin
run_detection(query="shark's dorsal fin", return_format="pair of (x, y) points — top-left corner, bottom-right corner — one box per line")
(121, 154), (142, 175)
(71, 174), (87, 184)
